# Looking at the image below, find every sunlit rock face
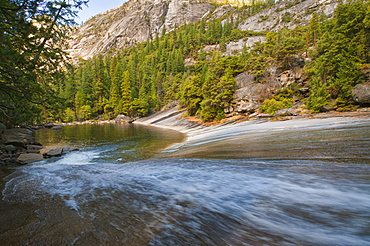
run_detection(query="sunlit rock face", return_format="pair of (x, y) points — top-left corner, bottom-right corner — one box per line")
(67, 0), (337, 60)
(67, 0), (216, 60)
(238, 0), (337, 32)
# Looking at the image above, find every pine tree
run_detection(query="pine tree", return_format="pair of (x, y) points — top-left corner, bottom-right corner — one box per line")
(180, 75), (203, 116)
(306, 0), (368, 111)
(120, 71), (132, 115)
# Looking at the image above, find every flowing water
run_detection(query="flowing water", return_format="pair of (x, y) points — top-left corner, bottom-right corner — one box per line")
(1, 120), (370, 246)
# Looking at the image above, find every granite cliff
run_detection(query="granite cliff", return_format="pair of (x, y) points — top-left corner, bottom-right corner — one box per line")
(67, 0), (337, 60)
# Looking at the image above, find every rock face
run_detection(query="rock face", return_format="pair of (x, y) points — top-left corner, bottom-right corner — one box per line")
(238, 0), (337, 32)
(223, 36), (266, 56)
(353, 83), (370, 104)
(229, 63), (308, 115)
(68, 0), (216, 59)
(68, 0), (337, 60)
(232, 79), (281, 114)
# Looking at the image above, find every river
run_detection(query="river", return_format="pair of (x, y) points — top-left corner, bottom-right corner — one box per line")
(1, 119), (370, 245)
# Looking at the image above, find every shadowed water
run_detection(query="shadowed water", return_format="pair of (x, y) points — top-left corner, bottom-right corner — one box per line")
(1, 120), (370, 245)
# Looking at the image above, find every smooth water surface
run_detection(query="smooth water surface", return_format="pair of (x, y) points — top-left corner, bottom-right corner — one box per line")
(35, 123), (185, 163)
(1, 120), (370, 245)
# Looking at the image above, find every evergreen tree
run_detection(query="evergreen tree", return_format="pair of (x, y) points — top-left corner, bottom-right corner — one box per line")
(120, 71), (132, 115)
(0, 0), (88, 125)
(180, 75), (203, 116)
(200, 63), (236, 122)
(306, 0), (369, 111)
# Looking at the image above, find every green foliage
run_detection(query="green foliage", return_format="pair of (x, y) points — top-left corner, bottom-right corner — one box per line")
(131, 98), (149, 117)
(200, 65), (236, 122)
(305, 77), (330, 112)
(281, 12), (292, 22)
(306, 0), (369, 111)
(180, 75), (203, 116)
(0, 0), (88, 126)
(260, 96), (293, 115)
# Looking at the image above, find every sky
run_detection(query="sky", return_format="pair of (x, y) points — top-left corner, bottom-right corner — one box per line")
(76, 0), (127, 24)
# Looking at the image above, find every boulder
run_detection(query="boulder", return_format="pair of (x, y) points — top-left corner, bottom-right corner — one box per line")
(1, 130), (25, 147)
(4, 145), (16, 155)
(62, 146), (79, 153)
(235, 101), (260, 113)
(257, 113), (275, 118)
(43, 148), (63, 157)
(13, 128), (36, 145)
(0, 123), (6, 130)
(358, 108), (370, 112)
(353, 83), (370, 104)
(319, 106), (337, 112)
(115, 115), (135, 123)
(27, 145), (44, 153)
(235, 72), (255, 89)
(40, 145), (79, 157)
(17, 153), (44, 165)
(52, 125), (62, 130)
(275, 108), (298, 116)
(234, 80), (282, 103)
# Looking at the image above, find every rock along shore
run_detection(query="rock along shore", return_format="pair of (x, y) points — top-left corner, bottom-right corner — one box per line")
(0, 123), (79, 166)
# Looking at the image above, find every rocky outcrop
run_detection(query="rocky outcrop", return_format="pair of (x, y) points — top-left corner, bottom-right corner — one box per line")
(231, 78), (281, 114)
(238, 0), (337, 32)
(353, 83), (370, 104)
(68, 0), (217, 59)
(229, 62), (308, 115)
(223, 36), (266, 56)
(16, 153), (44, 165)
(1, 127), (41, 165)
(67, 0), (338, 60)
(40, 146), (79, 158)
(115, 115), (135, 123)
(1, 129), (26, 147)
(0, 125), (79, 166)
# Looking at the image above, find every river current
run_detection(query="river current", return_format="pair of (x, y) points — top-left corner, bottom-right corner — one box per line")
(1, 120), (370, 245)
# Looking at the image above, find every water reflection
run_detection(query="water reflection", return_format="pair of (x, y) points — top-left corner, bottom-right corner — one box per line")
(35, 123), (185, 163)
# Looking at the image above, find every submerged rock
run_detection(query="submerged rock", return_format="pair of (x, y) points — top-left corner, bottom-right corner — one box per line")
(41, 145), (79, 158)
(43, 148), (63, 157)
